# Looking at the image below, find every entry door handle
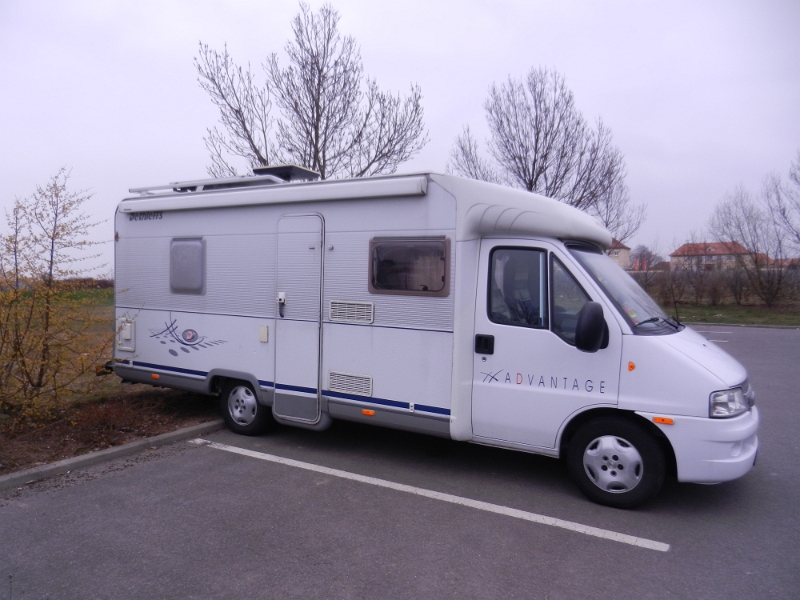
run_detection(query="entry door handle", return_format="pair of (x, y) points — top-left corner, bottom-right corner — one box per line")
(277, 292), (286, 318)
(475, 334), (494, 355)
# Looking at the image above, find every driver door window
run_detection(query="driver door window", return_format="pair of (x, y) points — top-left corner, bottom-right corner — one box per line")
(551, 256), (590, 344)
(488, 248), (548, 328)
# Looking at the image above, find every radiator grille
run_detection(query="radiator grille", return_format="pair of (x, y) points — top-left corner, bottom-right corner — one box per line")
(329, 301), (374, 323)
(329, 371), (373, 397)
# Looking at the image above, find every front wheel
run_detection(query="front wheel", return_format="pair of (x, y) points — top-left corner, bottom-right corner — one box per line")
(220, 380), (271, 435)
(567, 418), (665, 509)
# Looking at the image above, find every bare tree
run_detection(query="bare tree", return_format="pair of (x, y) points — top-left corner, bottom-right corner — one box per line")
(196, 44), (275, 178)
(710, 185), (788, 307)
(765, 150), (800, 252)
(630, 244), (663, 271)
(448, 67), (644, 240)
(590, 181), (646, 245)
(679, 231), (715, 305)
(447, 126), (503, 184)
(723, 267), (749, 305)
(655, 269), (686, 316)
(629, 244), (663, 294)
(196, 3), (427, 179)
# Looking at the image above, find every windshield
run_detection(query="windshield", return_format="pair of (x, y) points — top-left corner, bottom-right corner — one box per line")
(568, 246), (681, 335)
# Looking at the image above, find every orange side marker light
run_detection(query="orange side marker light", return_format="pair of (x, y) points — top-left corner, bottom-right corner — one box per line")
(362, 409), (375, 416)
(151, 374), (160, 380)
(628, 362), (636, 371)
(653, 417), (674, 425)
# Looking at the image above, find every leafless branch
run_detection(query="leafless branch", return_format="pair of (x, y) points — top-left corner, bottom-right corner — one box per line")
(195, 42), (274, 176)
(449, 67), (639, 238)
(446, 126), (503, 184)
(766, 150), (800, 252)
(197, 4), (426, 180)
(710, 184), (788, 306)
(589, 181), (646, 244)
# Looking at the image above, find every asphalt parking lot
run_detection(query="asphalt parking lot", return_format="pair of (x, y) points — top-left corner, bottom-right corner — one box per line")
(1, 325), (799, 599)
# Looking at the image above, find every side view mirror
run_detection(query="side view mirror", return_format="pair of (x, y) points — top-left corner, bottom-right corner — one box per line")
(575, 301), (605, 353)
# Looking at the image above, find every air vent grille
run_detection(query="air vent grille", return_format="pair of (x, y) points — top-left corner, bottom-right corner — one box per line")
(329, 371), (373, 397)
(329, 301), (374, 323)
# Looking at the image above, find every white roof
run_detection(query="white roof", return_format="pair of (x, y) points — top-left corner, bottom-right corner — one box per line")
(119, 172), (611, 249)
(430, 173), (610, 248)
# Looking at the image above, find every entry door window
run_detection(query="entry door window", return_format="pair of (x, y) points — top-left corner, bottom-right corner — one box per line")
(551, 256), (590, 344)
(488, 248), (548, 328)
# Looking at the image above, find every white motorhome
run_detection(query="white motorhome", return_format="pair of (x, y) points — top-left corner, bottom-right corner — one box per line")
(113, 167), (759, 508)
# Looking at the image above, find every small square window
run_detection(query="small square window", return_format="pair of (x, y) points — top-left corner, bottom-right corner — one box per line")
(170, 238), (205, 294)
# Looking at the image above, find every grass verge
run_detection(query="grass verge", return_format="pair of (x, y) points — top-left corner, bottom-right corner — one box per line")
(670, 303), (800, 327)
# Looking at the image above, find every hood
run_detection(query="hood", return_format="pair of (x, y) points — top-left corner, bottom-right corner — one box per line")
(661, 326), (747, 387)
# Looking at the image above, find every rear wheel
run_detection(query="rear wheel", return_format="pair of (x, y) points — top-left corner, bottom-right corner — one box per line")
(220, 380), (271, 435)
(567, 417), (665, 509)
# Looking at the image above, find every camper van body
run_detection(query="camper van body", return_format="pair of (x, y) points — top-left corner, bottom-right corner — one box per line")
(113, 172), (758, 507)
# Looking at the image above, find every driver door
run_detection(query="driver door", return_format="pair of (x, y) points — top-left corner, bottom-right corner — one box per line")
(472, 240), (622, 449)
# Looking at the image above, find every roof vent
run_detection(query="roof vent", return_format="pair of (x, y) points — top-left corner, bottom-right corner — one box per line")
(252, 164), (320, 182)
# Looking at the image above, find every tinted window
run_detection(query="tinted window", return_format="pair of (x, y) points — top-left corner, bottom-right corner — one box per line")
(369, 238), (450, 297)
(550, 256), (590, 343)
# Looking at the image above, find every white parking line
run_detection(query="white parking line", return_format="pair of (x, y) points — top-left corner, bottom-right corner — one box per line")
(695, 330), (732, 334)
(191, 438), (670, 553)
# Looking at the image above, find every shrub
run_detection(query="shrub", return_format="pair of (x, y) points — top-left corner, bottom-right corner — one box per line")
(0, 169), (110, 425)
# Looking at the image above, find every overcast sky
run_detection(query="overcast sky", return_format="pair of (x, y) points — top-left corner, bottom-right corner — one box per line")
(2, 0), (799, 273)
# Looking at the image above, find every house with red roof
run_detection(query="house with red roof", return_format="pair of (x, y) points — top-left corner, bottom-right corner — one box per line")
(669, 241), (751, 271)
(608, 238), (631, 269)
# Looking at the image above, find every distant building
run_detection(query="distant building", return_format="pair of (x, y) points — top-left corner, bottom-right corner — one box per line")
(650, 261), (671, 272)
(773, 257), (800, 269)
(608, 238), (631, 270)
(669, 241), (750, 271)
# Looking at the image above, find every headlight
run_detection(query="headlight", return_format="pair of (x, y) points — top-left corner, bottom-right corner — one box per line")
(709, 387), (749, 418)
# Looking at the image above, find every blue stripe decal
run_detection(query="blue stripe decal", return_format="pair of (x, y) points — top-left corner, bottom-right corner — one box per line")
(275, 383), (319, 395)
(415, 404), (451, 416)
(125, 364), (450, 416)
(131, 361), (207, 378)
(324, 391), (450, 415)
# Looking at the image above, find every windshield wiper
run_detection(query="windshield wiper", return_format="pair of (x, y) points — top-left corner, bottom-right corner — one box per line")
(665, 315), (683, 330)
(634, 317), (662, 327)
(635, 316), (682, 331)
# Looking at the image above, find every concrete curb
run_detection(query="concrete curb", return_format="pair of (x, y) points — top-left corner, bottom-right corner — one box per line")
(0, 419), (225, 493)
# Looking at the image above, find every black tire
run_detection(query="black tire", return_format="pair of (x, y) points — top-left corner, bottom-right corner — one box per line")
(220, 380), (272, 436)
(567, 417), (665, 509)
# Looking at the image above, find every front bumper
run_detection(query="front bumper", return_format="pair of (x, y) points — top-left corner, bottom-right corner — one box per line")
(637, 407), (759, 484)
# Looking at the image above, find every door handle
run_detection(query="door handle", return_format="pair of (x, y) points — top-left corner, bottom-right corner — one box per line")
(277, 292), (286, 318)
(475, 334), (494, 355)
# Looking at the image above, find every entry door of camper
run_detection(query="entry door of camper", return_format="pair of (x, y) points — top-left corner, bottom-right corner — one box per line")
(472, 240), (621, 449)
(274, 215), (324, 422)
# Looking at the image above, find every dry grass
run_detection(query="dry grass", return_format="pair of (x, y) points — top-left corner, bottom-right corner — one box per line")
(673, 303), (800, 326)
